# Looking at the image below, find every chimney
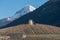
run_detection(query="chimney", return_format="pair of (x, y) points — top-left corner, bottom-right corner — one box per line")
(29, 19), (34, 25)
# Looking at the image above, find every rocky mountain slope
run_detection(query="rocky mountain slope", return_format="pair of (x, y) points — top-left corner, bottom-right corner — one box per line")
(0, 5), (35, 28)
(2, 0), (60, 28)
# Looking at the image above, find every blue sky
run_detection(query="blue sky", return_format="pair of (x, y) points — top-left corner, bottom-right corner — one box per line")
(0, 0), (48, 19)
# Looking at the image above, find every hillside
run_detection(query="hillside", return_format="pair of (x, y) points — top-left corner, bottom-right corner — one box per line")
(0, 0), (60, 40)
(1, 24), (60, 34)
(0, 24), (60, 40)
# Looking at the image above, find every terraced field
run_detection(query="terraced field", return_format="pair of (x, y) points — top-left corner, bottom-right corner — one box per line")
(0, 24), (60, 40)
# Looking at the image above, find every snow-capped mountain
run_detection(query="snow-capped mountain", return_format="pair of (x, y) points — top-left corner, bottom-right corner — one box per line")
(0, 5), (36, 27)
(0, 17), (15, 27)
(12, 5), (36, 18)
(2, 0), (60, 28)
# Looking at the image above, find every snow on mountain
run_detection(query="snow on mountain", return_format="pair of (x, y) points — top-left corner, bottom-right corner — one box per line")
(0, 5), (36, 27)
(6, 17), (15, 21)
(12, 5), (36, 18)
(0, 17), (15, 27)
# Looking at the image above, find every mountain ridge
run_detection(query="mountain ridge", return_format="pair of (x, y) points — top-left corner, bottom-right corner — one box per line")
(0, 5), (36, 28)
(1, 0), (60, 28)
(12, 5), (36, 18)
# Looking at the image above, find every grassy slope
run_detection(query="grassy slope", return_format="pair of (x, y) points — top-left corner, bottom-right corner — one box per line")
(0, 24), (60, 40)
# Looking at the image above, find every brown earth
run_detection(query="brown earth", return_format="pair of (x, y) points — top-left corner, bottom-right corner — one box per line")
(0, 24), (60, 40)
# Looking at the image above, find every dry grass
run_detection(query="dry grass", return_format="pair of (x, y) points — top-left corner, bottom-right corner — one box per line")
(0, 24), (60, 40)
